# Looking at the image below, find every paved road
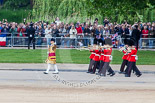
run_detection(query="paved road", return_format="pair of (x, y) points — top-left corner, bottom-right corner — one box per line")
(0, 63), (155, 103)
(0, 63), (155, 87)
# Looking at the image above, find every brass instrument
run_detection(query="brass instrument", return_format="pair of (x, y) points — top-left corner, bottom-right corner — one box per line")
(101, 45), (113, 50)
(77, 45), (95, 51)
(119, 45), (128, 52)
(126, 46), (136, 53)
(77, 44), (113, 51)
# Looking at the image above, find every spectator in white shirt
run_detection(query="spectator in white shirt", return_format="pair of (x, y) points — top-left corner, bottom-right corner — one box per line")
(45, 25), (52, 46)
(55, 17), (61, 26)
(69, 25), (77, 47)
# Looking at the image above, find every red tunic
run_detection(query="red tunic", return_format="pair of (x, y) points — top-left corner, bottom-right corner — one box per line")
(99, 50), (104, 61)
(89, 50), (95, 59)
(128, 48), (137, 62)
(92, 50), (100, 61)
(122, 50), (128, 60)
(103, 48), (112, 62)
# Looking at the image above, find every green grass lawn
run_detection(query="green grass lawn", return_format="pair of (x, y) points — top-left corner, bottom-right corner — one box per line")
(0, 49), (155, 65)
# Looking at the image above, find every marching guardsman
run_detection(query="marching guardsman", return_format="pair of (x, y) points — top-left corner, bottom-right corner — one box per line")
(119, 39), (129, 74)
(44, 38), (59, 74)
(125, 38), (142, 77)
(98, 45), (105, 73)
(87, 45), (96, 73)
(90, 45), (101, 74)
(97, 41), (114, 76)
(99, 38), (115, 77)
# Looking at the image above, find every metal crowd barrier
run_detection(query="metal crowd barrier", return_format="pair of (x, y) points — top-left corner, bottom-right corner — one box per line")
(6, 37), (94, 48)
(140, 38), (155, 49)
(0, 32), (155, 49)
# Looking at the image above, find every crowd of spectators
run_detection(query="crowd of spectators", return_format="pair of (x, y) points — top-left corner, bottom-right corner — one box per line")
(0, 17), (155, 48)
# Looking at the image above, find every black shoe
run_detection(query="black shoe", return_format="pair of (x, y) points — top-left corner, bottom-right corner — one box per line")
(90, 72), (95, 74)
(53, 71), (59, 74)
(110, 72), (115, 77)
(136, 73), (142, 77)
(96, 73), (101, 75)
(107, 72), (111, 75)
(96, 67), (99, 70)
(118, 71), (125, 74)
(86, 71), (91, 73)
(100, 74), (106, 77)
(43, 72), (48, 74)
(125, 74), (130, 77)
(87, 69), (92, 73)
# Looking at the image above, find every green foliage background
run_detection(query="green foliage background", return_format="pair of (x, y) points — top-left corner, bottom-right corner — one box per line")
(0, 0), (154, 24)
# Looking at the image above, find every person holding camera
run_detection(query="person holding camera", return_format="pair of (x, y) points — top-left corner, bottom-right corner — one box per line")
(17, 24), (26, 37)
(69, 25), (77, 47)
(45, 25), (52, 46)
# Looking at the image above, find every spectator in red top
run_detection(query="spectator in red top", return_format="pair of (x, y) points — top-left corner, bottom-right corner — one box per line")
(142, 26), (148, 38)
(17, 24), (26, 37)
(76, 23), (83, 35)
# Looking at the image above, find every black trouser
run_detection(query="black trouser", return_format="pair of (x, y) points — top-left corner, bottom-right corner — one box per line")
(92, 61), (100, 73)
(126, 62), (141, 77)
(99, 61), (113, 74)
(120, 60), (128, 72)
(97, 61), (100, 69)
(98, 61), (104, 73)
(108, 66), (114, 74)
(124, 62), (131, 74)
(88, 59), (94, 72)
(100, 62), (114, 76)
(28, 37), (35, 49)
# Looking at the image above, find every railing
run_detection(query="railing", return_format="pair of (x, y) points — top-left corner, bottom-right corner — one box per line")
(0, 32), (155, 49)
(5, 36), (94, 48)
(139, 38), (155, 49)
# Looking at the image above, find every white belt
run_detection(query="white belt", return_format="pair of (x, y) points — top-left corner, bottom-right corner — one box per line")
(91, 53), (95, 54)
(131, 55), (138, 60)
(95, 54), (100, 56)
(101, 53), (104, 55)
(104, 55), (113, 60)
(104, 55), (111, 56)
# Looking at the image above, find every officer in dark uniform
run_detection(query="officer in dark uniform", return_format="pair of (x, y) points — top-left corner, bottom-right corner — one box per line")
(27, 22), (36, 49)
(131, 25), (141, 50)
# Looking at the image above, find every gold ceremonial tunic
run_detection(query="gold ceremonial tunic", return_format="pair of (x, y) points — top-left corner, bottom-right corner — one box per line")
(46, 44), (57, 64)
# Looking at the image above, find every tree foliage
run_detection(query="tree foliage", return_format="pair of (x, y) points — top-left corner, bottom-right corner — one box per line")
(3, 0), (30, 9)
(57, 0), (90, 23)
(1, 0), (155, 23)
(30, 0), (62, 21)
(87, 0), (155, 23)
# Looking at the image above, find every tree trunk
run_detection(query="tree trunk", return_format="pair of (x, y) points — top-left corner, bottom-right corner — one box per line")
(30, 0), (33, 9)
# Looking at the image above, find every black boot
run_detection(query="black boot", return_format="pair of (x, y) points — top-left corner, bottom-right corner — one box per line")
(87, 69), (92, 73)
(110, 72), (115, 77)
(136, 73), (142, 77)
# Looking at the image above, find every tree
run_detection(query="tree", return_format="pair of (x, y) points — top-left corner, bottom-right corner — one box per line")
(57, 0), (89, 23)
(87, 0), (155, 23)
(31, 0), (63, 21)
